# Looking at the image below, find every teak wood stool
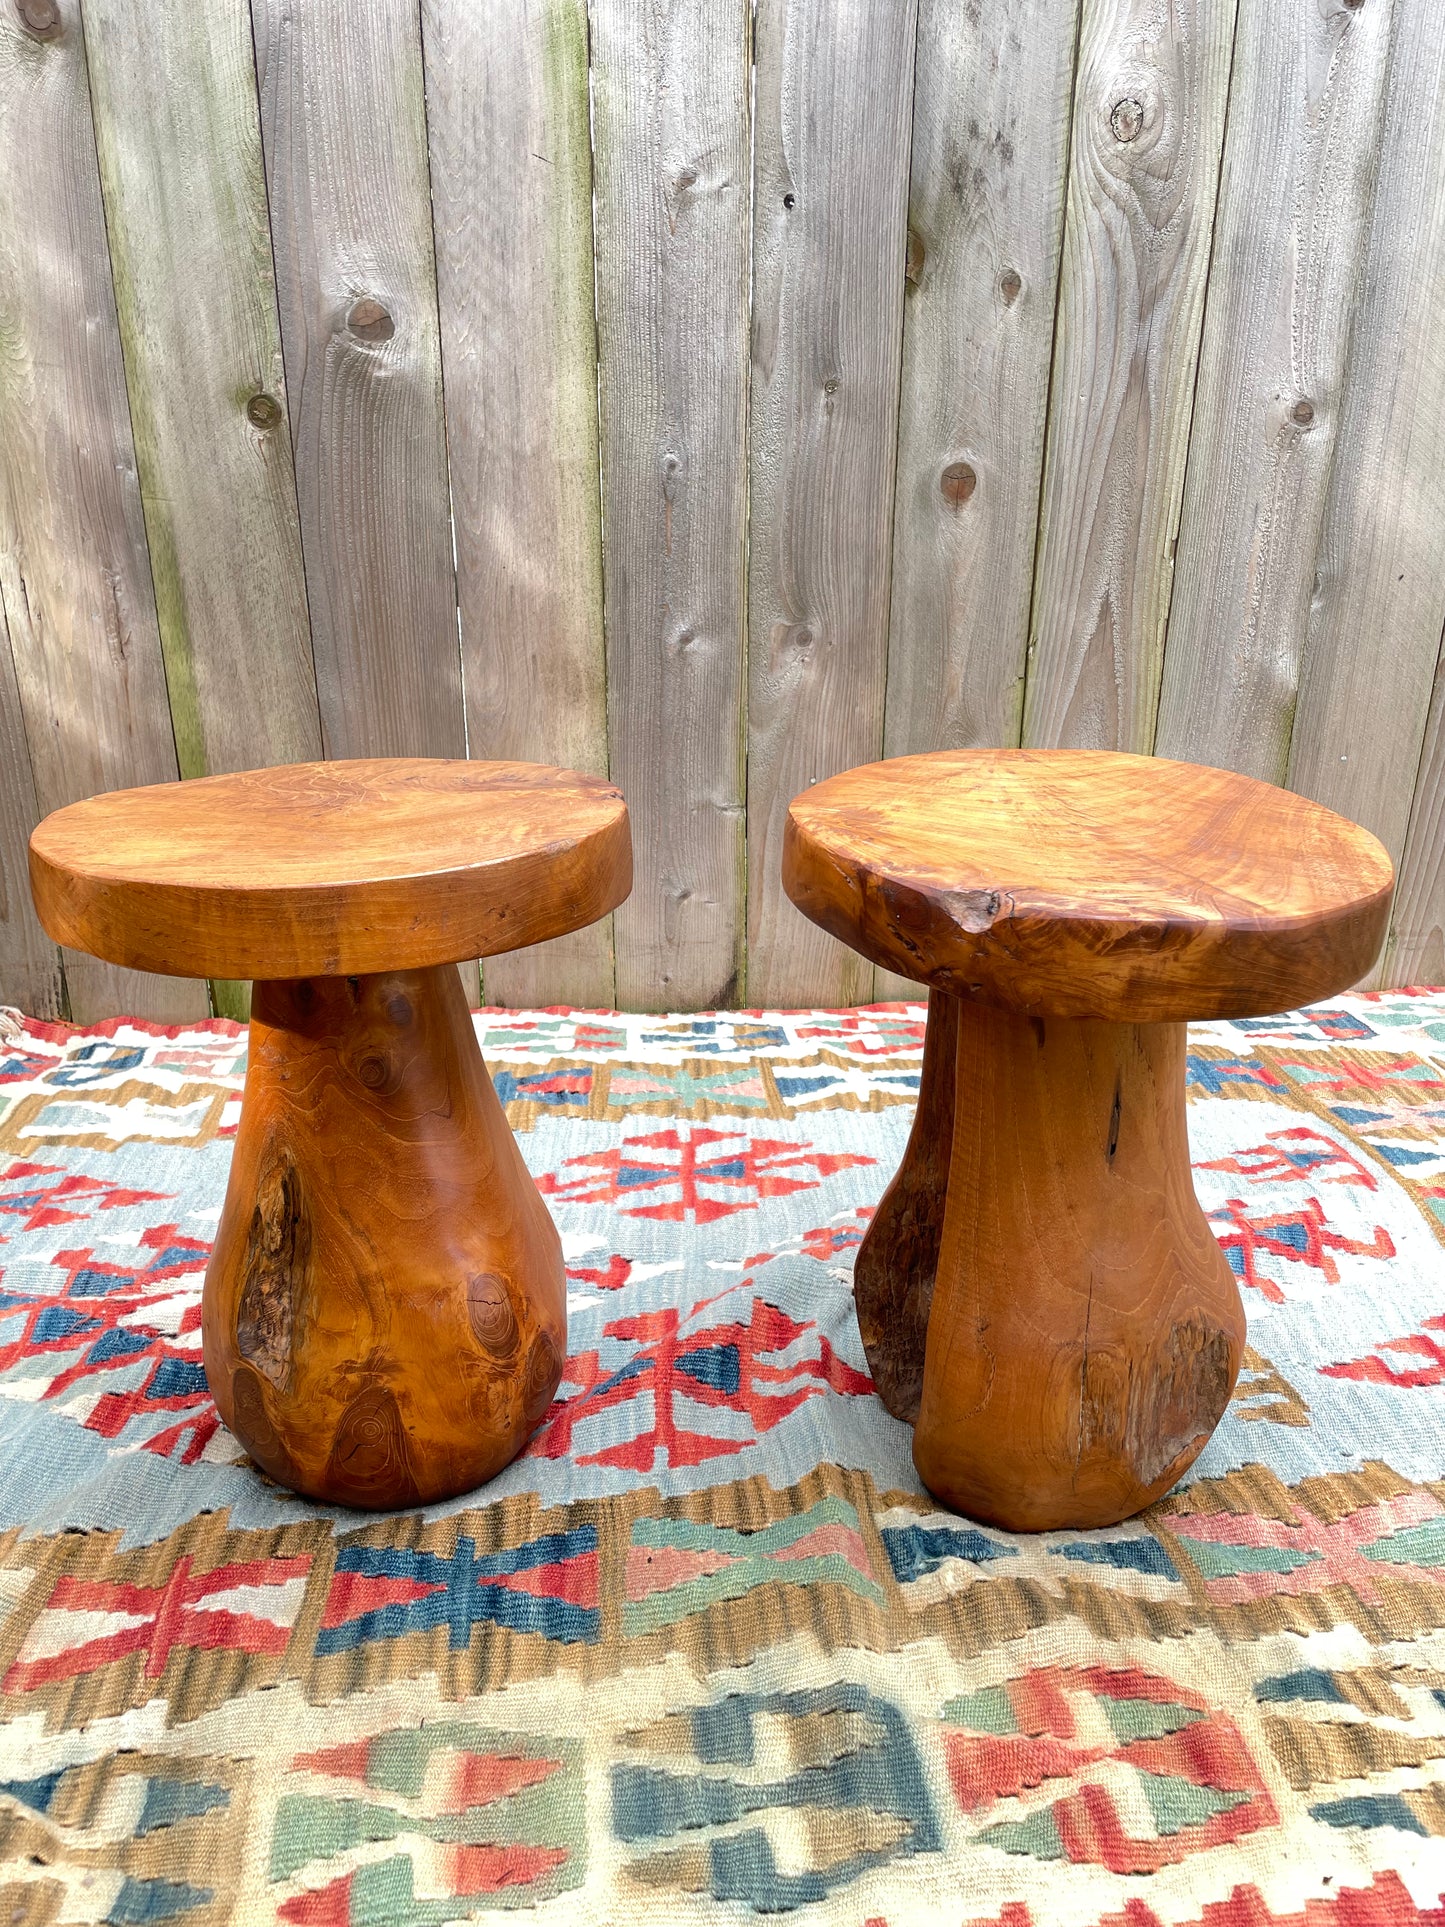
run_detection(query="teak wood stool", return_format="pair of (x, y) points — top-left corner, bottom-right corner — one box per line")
(783, 749), (1394, 1532)
(29, 759), (631, 1510)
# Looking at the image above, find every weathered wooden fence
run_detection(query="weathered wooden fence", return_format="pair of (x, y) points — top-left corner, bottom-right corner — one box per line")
(2, 0), (1443, 1019)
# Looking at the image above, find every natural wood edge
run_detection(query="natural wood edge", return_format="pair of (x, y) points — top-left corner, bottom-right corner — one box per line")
(853, 988), (958, 1423)
(913, 1010), (1246, 1531)
(27, 801), (632, 983)
(783, 814), (1394, 1023)
(205, 965), (565, 1507)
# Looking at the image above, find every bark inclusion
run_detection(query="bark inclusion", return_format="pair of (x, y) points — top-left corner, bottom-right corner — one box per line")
(236, 1145), (309, 1388)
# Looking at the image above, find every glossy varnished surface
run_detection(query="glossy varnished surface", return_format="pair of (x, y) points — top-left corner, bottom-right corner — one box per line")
(29, 757), (626, 1509)
(913, 1008), (1245, 1530)
(786, 747), (1390, 1531)
(784, 749), (1394, 1020)
(852, 988), (957, 1424)
(204, 965), (565, 1508)
(29, 758), (632, 981)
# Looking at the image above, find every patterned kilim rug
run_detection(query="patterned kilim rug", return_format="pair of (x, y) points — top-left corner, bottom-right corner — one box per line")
(2, 996), (1445, 1925)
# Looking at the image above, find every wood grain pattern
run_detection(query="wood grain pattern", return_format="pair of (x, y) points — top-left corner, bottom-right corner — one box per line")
(30, 760), (632, 983)
(4, 0), (1445, 1014)
(422, 0), (612, 1009)
(875, 0), (1079, 1002)
(785, 747), (1394, 1528)
(1155, 0), (1394, 782)
(205, 966), (566, 1507)
(1287, 0), (1445, 953)
(0, 612), (61, 1017)
(784, 750), (1394, 1022)
(0, 0), (206, 1023)
(745, 0), (919, 1007)
(252, 0), (464, 763)
(592, 0), (750, 1011)
(81, 0), (321, 782)
(852, 987), (957, 1424)
(914, 1008), (1244, 1530)
(884, 0), (1078, 760)
(1023, 0), (1235, 755)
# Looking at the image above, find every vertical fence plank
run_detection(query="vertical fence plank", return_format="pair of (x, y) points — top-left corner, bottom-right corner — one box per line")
(252, 0), (464, 764)
(82, 0), (321, 787)
(877, 0), (1079, 1000)
(885, 0), (1079, 763)
(0, 0), (207, 1022)
(423, 0), (612, 1010)
(6, 0), (1443, 1023)
(747, 0), (919, 1007)
(1022, 0), (1235, 754)
(0, 616), (61, 1017)
(1154, 0), (1393, 782)
(1286, 0), (1445, 983)
(591, 0), (750, 1012)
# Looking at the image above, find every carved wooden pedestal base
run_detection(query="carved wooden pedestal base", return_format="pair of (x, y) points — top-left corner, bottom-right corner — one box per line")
(857, 991), (1246, 1532)
(202, 965), (566, 1509)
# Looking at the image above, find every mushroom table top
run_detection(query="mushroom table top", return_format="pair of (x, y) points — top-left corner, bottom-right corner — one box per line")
(29, 758), (631, 984)
(784, 748), (1395, 1022)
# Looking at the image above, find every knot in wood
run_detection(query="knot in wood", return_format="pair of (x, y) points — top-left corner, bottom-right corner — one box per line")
(356, 1052), (391, 1091)
(328, 1384), (415, 1498)
(1109, 96), (1145, 143)
(1291, 397), (1315, 426)
(245, 392), (283, 431)
(999, 268), (1022, 304)
(17, 0), (60, 35)
(347, 296), (395, 343)
(940, 461), (977, 508)
(467, 1272), (519, 1359)
(524, 1330), (563, 1420)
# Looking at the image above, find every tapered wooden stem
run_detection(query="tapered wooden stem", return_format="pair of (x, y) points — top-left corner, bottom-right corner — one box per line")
(912, 1006), (1245, 1531)
(853, 989), (958, 1423)
(202, 965), (566, 1509)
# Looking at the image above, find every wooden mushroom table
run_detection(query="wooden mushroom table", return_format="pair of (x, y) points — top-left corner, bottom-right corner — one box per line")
(783, 749), (1393, 1532)
(29, 760), (631, 1510)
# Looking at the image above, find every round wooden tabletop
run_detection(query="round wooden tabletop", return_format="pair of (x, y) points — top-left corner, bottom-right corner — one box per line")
(783, 749), (1395, 1021)
(30, 759), (632, 981)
